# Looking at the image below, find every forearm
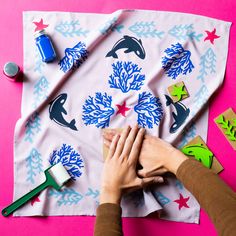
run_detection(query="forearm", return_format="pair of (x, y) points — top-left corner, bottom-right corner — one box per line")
(94, 187), (123, 236)
(177, 159), (236, 236)
(94, 203), (123, 236)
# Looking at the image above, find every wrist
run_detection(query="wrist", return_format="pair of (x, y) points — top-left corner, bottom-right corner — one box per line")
(165, 149), (188, 175)
(100, 186), (122, 205)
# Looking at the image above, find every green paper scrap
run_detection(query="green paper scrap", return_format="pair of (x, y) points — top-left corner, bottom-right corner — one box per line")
(170, 84), (187, 101)
(181, 143), (213, 168)
(215, 115), (236, 141)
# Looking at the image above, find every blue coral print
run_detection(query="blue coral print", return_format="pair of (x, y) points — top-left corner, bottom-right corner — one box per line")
(168, 24), (203, 42)
(99, 17), (124, 35)
(176, 180), (184, 190)
(109, 61), (145, 93)
(197, 48), (216, 83)
(129, 21), (164, 38)
(161, 43), (194, 80)
(152, 191), (171, 206)
(82, 92), (115, 128)
(49, 144), (84, 181)
(48, 188), (83, 206)
(59, 41), (88, 73)
(33, 76), (50, 108)
(55, 20), (89, 37)
(24, 112), (41, 143)
(134, 92), (163, 128)
(26, 148), (43, 184)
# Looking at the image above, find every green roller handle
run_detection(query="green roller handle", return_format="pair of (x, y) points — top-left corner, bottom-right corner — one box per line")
(2, 165), (63, 217)
(2, 180), (49, 217)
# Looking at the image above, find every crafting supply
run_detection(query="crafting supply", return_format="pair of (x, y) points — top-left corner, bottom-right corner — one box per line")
(168, 81), (189, 103)
(14, 10), (230, 223)
(182, 143), (213, 168)
(181, 135), (224, 174)
(35, 30), (56, 62)
(2, 162), (71, 217)
(3, 62), (21, 81)
(214, 108), (236, 150)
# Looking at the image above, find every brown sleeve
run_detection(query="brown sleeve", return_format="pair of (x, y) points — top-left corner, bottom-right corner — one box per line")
(94, 203), (123, 236)
(177, 159), (236, 236)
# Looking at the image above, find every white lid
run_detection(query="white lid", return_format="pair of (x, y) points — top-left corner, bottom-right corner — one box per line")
(34, 29), (46, 39)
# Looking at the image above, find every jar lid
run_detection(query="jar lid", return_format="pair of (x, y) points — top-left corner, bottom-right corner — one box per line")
(3, 62), (19, 78)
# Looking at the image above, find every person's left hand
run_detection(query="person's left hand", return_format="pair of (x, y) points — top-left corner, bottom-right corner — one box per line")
(100, 125), (163, 205)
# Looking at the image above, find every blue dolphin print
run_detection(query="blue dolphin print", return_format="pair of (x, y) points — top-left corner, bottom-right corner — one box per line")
(49, 93), (78, 131)
(106, 35), (146, 59)
(165, 95), (190, 133)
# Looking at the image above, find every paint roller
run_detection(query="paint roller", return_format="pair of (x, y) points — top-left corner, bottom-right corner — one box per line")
(2, 162), (71, 217)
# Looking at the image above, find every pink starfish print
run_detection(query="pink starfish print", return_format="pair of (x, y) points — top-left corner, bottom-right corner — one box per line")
(116, 101), (131, 117)
(30, 195), (41, 206)
(174, 193), (190, 210)
(204, 28), (220, 44)
(33, 18), (49, 32)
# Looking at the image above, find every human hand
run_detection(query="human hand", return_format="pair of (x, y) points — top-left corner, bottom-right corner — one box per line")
(138, 135), (188, 176)
(100, 125), (163, 205)
(103, 130), (188, 177)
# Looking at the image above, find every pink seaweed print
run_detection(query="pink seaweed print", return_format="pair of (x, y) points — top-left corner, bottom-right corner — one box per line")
(204, 28), (220, 44)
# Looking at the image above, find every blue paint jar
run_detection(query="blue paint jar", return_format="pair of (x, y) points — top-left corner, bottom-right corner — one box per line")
(35, 30), (56, 63)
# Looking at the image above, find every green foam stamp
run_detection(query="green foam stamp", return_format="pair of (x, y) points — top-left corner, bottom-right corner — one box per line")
(171, 84), (187, 101)
(168, 81), (189, 103)
(182, 143), (213, 168)
(215, 115), (236, 141)
(214, 108), (236, 150)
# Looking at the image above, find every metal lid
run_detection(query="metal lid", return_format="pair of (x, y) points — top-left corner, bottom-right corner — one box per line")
(3, 62), (19, 78)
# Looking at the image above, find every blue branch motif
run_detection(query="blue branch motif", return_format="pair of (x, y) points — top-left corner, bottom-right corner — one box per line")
(59, 41), (88, 73)
(161, 43), (194, 80)
(82, 92), (115, 128)
(55, 20), (89, 37)
(168, 24), (203, 42)
(197, 48), (216, 83)
(85, 188), (100, 199)
(26, 148), (43, 184)
(134, 92), (163, 128)
(152, 191), (171, 206)
(129, 21), (164, 38)
(99, 17), (124, 35)
(24, 112), (41, 143)
(48, 188), (83, 206)
(178, 122), (197, 148)
(109, 61), (145, 93)
(49, 144), (84, 181)
(175, 180), (184, 190)
(32, 76), (50, 108)
(34, 49), (45, 74)
(192, 85), (209, 116)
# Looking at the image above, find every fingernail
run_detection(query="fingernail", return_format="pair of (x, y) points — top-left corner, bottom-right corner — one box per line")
(156, 177), (164, 183)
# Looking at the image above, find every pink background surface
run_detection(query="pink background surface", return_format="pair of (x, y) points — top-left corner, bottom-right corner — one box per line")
(0, 0), (235, 235)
